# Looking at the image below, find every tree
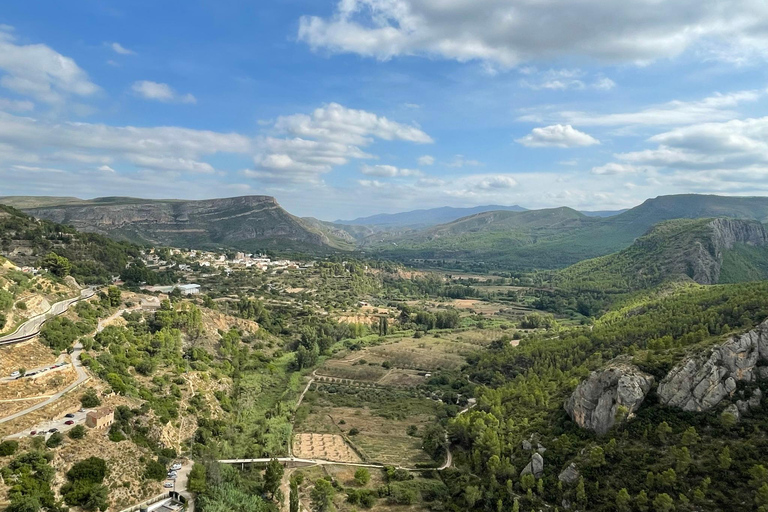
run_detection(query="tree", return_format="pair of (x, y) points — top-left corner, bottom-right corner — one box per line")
(310, 479), (336, 512)
(290, 479), (300, 512)
(656, 421), (672, 444)
(41, 252), (71, 277)
(264, 459), (284, 500)
(681, 426), (700, 446)
(188, 463), (207, 494)
(719, 447), (733, 470)
(589, 446), (606, 468)
(354, 468), (370, 486)
(575, 477), (587, 507)
(636, 490), (650, 512)
(755, 483), (768, 511)
(144, 459), (167, 481)
(67, 457), (108, 483)
(652, 493), (675, 512)
(616, 488), (631, 512)
(46, 432), (63, 448)
(107, 286), (122, 308)
(68, 424), (87, 439)
(511, 498), (520, 512)
(0, 440), (18, 456)
(80, 388), (101, 408)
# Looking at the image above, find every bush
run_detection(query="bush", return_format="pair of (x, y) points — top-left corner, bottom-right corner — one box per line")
(144, 459), (167, 481)
(15, 301), (27, 310)
(68, 425), (87, 439)
(46, 432), (64, 448)
(0, 440), (19, 456)
(80, 388), (101, 408)
(354, 468), (371, 486)
(348, 428), (360, 435)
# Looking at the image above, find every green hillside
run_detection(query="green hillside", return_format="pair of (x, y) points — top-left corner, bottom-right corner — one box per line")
(372, 194), (768, 270)
(554, 218), (768, 293)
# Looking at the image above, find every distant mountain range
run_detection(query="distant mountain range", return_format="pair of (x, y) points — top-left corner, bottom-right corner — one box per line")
(1, 194), (767, 271)
(335, 204), (626, 228)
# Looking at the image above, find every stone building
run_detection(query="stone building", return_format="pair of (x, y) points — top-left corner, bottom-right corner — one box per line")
(86, 407), (114, 429)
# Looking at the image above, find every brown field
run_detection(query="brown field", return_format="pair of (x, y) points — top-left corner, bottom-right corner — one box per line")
(293, 433), (362, 462)
(0, 365), (78, 401)
(298, 406), (436, 466)
(0, 339), (57, 376)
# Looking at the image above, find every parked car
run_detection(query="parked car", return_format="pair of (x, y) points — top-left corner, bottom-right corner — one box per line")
(65, 413), (75, 418)
(170, 463), (182, 471)
(37, 431), (46, 435)
(167, 474), (177, 480)
(64, 420), (74, 425)
(30, 430), (37, 435)
(163, 483), (174, 488)
(10, 371), (20, 378)
(48, 428), (58, 433)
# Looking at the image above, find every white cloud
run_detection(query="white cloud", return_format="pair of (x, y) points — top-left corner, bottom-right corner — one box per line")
(0, 27), (99, 104)
(472, 175), (518, 190)
(98, 165), (115, 172)
(522, 90), (763, 127)
(0, 97), (34, 112)
(593, 77), (616, 90)
(447, 155), (482, 168)
(0, 110), (252, 175)
(616, 116), (768, 171)
(516, 124), (600, 148)
(591, 162), (642, 175)
(110, 42), (135, 55)
(361, 164), (422, 177)
(132, 81), (197, 104)
(250, 103), (432, 183)
(417, 155), (435, 166)
(298, 0), (768, 67)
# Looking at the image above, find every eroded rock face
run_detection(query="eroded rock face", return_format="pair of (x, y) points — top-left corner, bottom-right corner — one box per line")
(565, 361), (654, 435)
(558, 463), (580, 484)
(657, 321), (768, 411)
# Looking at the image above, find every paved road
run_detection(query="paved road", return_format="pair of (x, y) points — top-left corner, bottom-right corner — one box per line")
(174, 460), (195, 512)
(0, 357), (69, 382)
(0, 287), (95, 345)
(0, 341), (89, 425)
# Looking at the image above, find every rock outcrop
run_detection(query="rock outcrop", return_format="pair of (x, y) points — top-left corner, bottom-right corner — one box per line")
(657, 320), (768, 411)
(521, 452), (544, 478)
(565, 361), (654, 435)
(558, 463), (580, 485)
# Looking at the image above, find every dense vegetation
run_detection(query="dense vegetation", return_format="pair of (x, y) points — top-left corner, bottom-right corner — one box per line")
(444, 281), (768, 511)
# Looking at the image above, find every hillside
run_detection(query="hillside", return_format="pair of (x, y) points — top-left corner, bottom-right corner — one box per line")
(16, 196), (351, 253)
(554, 218), (768, 293)
(372, 194), (768, 270)
(336, 204), (528, 228)
(0, 204), (143, 284)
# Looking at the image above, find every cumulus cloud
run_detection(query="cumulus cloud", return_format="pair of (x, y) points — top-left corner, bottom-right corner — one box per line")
(591, 163), (642, 175)
(298, 0), (768, 67)
(0, 27), (99, 104)
(132, 81), (197, 104)
(418, 155), (435, 166)
(250, 103), (432, 183)
(516, 124), (599, 148)
(361, 164), (422, 177)
(110, 42), (135, 55)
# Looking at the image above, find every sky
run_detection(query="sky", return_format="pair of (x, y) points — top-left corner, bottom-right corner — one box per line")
(1, 1), (768, 220)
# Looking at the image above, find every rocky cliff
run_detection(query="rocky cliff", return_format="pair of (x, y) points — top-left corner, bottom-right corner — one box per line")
(21, 196), (349, 251)
(657, 320), (768, 411)
(564, 360), (654, 435)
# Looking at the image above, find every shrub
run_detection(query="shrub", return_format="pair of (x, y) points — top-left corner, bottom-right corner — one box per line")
(348, 428), (360, 435)
(46, 432), (64, 448)
(143, 459), (167, 481)
(80, 388), (101, 408)
(0, 440), (19, 456)
(68, 425), (87, 440)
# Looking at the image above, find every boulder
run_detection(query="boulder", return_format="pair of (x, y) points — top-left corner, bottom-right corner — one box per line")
(558, 463), (580, 484)
(521, 452), (544, 478)
(565, 360), (654, 435)
(722, 403), (741, 423)
(657, 320), (768, 412)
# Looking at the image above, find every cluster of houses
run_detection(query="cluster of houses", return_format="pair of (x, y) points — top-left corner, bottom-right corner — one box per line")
(141, 248), (308, 273)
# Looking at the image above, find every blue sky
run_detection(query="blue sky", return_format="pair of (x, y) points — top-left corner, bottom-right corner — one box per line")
(1, 0), (768, 220)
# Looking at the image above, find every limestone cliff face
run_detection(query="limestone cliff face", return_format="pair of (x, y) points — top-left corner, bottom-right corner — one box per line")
(24, 196), (343, 250)
(565, 360), (654, 435)
(657, 320), (768, 411)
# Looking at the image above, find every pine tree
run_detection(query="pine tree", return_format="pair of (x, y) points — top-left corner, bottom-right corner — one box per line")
(616, 488), (631, 512)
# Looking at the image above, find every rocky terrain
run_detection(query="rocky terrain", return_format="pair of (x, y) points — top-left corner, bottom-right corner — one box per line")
(658, 319), (768, 411)
(565, 359), (655, 434)
(17, 196), (351, 252)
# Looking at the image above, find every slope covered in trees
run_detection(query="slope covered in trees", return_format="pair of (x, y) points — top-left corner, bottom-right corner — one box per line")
(445, 281), (768, 512)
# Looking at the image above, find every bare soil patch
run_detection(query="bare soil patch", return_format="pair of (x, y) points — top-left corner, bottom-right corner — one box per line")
(293, 433), (362, 463)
